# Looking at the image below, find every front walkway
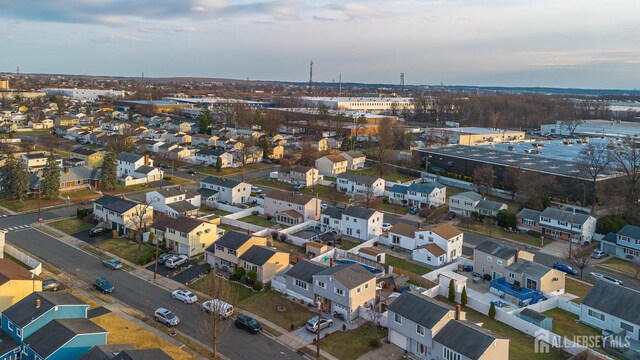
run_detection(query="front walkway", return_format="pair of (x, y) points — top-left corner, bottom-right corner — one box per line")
(539, 240), (570, 257)
(356, 342), (411, 360)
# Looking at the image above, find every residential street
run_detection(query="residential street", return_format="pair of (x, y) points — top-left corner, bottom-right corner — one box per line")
(2, 221), (302, 360)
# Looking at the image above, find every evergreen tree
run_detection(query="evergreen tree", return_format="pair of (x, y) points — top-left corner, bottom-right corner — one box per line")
(42, 154), (61, 199)
(448, 279), (456, 302)
(461, 286), (468, 307)
(216, 156), (222, 173)
(1, 152), (29, 201)
(199, 107), (212, 134)
(488, 303), (497, 319)
(14, 160), (29, 202)
(101, 151), (118, 191)
(0, 151), (17, 197)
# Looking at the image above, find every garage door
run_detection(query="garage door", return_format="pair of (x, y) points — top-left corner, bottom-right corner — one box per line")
(389, 329), (407, 349)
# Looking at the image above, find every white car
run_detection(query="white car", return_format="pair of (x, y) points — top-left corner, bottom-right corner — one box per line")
(251, 186), (262, 193)
(321, 203), (329, 210)
(202, 299), (234, 318)
(381, 223), (392, 232)
(590, 272), (623, 286)
(171, 290), (198, 304)
(165, 255), (189, 269)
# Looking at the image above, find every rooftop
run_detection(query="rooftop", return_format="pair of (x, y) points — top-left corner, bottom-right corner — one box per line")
(266, 189), (315, 205)
(430, 126), (524, 135)
(582, 280), (640, 325)
(433, 320), (504, 360)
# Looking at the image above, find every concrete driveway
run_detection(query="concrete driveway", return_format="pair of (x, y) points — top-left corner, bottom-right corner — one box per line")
(285, 314), (357, 346)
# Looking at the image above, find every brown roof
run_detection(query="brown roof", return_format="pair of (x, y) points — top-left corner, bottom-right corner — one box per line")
(390, 222), (419, 238)
(0, 259), (37, 285)
(166, 217), (208, 233)
(417, 243), (446, 256)
(279, 209), (303, 219)
(425, 223), (463, 240)
(266, 189), (315, 205)
(306, 241), (326, 249)
(323, 154), (347, 163)
(359, 247), (383, 256)
(150, 216), (174, 231)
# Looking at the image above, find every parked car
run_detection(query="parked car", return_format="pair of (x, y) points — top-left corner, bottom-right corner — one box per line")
(188, 170), (197, 175)
(381, 223), (392, 232)
(102, 258), (123, 270)
(157, 253), (175, 264)
(202, 299), (234, 318)
(293, 184), (306, 191)
(409, 206), (419, 215)
(235, 315), (262, 334)
(93, 277), (114, 294)
(305, 316), (333, 333)
(171, 290), (198, 304)
(321, 203), (329, 210)
(552, 263), (579, 276)
(591, 250), (609, 259)
(590, 272), (623, 286)
(42, 279), (61, 292)
(165, 255), (189, 269)
(89, 227), (109, 237)
(251, 186), (262, 193)
(445, 211), (457, 220)
(154, 308), (180, 327)
(262, 159), (273, 164)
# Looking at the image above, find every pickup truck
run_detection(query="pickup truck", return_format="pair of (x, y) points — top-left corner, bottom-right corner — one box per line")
(165, 255), (189, 269)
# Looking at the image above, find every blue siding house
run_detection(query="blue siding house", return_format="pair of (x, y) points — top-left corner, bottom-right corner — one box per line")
(0, 331), (20, 360)
(22, 319), (107, 360)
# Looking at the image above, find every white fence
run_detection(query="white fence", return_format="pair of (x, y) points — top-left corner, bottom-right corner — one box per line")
(122, 177), (149, 186)
(422, 173), (513, 200)
(224, 206), (263, 220)
(559, 300), (581, 315)
(220, 217), (265, 233)
(271, 275), (287, 293)
(4, 243), (42, 276)
(348, 237), (378, 254)
(422, 258), (471, 282)
(213, 202), (255, 215)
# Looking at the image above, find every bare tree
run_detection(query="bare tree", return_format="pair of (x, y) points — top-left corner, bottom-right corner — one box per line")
(262, 110), (282, 135)
(577, 143), (611, 210)
(125, 202), (154, 249)
(369, 117), (394, 177)
(198, 273), (237, 359)
(559, 119), (582, 136)
(472, 164), (495, 198)
(351, 185), (381, 210)
(298, 139), (318, 167)
(235, 138), (256, 182)
(502, 167), (523, 200)
(324, 187), (344, 207)
(566, 245), (596, 279)
(352, 116), (368, 150)
(610, 137), (640, 205)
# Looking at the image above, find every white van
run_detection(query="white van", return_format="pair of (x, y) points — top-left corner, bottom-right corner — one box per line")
(202, 299), (234, 318)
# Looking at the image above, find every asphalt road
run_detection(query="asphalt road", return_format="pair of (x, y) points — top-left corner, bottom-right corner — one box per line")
(1, 217), (301, 360)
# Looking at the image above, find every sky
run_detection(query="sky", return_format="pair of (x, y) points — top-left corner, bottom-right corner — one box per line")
(0, 0), (639, 89)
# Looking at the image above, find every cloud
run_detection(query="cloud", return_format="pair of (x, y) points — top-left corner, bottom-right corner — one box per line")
(312, 15), (337, 22)
(173, 26), (201, 32)
(90, 34), (149, 43)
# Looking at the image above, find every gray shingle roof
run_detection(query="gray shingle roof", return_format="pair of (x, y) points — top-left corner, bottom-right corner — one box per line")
(284, 260), (327, 283)
(433, 320), (504, 360)
(407, 182), (445, 193)
(116, 152), (144, 163)
(79, 345), (136, 360)
(28, 318), (107, 358)
(239, 246), (280, 266)
(166, 201), (198, 214)
(135, 165), (157, 174)
(452, 191), (483, 202)
(151, 187), (185, 198)
(197, 188), (218, 199)
(517, 208), (541, 220)
(519, 308), (548, 323)
(165, 216), (205, 233)
(266, 189), (315, 205)
(540, 207), (592, 224)
(474, 240), (517, 260)
(582, 280), (640, 325)
(476, 199), (506, 212)
(2, 292), (87, 327)
(618, 225), (640, 240)
(505, 259), (551, 279)
(94, 195), (139, 213)
(337, 173), (381, 186)
(314, 263), (375, 290)
(322, 206), (343, 219)
(71, 147), (100, 156)
(208, 231), (253, 251)
(387, 291), (453, 329)
(343, 206), (377, 220)
(0, 331), (19, 357)
(201, 176), (242, 189)
(112, 349), (174, 360)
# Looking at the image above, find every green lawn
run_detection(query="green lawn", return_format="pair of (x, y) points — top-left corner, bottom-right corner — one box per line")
(386, 254), (431, 275)
(321, 325), (388, 360)
(48, 218), (92, 234)
(338, 239), (360, 251)
(239, 215), (279, 228)
(202, 207), (232, 217)
(462, 222), (549, 248)
(565, 278), (592, 302)
(196, 162), (273, 176)
(543, 308), (601, 340)
(602, 257), (639, 278)
(0, 197), (65, 212)
(254, 178), (294, 191)
(436, 296), (570, 360)
(348, 167), (418, 183)
(66, 189), (100, 201)
(188, 274), (256, 303)
(301, 185), (349, 203)
(238, 290), (314, 330)
(94, 238), (156, 265)
(379, 202), (410, 215)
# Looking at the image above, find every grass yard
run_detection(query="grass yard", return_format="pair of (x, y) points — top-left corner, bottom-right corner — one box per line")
(188, 274), (256, 303)
(66, 189), (100, 201)
(436, 296), (571, 360)
(200, 206), (232, 216)
(197, 163), (273, 177)
(239, 214), (278, 228)
(602, 257), (639, 277)
(446, 186), (467, 198)
(338, 239), (360, 251)
(0, 197), (65, 212)
(386, 254), (431, 275)
(565, 279), (592, 302)
(463, 222), (549, 248)
(321, 325), (387, 360)
(301, 185), (349, 203)
(254, 178), (293, 191)
(94, 238), (156, 265)
(379, 202), (410, 215)
(48, 218), (92, 234)
(543, 308), (601, 340)
(239, 290), (314, 330)
(92, 312), (194, 359)
(348, 167), (418, 183)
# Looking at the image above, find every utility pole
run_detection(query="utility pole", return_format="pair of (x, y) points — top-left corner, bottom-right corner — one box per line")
(153, 235), (160, 280)
(316, 297), (322, 359)
(400, 72), (405, 96)
(308, 60), (313, 96)
(338, 73), (342, 96)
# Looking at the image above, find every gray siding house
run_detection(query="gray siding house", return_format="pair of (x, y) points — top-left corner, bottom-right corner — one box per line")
(282, 260), (327, 303)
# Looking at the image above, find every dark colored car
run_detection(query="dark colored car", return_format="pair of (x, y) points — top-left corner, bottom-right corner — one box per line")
(93, 277), (114, 294)
(409, 206), (420, 215)
(188, 170), (197, 175)
(262, 159), (272, 164)
(235, 315), (262, 334)
(42, 279), (61, 291)
(552, 263), (578, 276)
(89, 227), (109, 237)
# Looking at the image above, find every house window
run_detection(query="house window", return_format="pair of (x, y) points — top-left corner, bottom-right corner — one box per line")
(295, 279), (308, 290)
(16, 327), (21, 338)
(356, 287), (361, 294)
(588, 309), (605, 321)
(416, 324), (425, 336)
(497, 259), (503, 266)
(227, 249), (236, 256)
(317, 281), (326, 288)
(394, 313), (402, 324)
(509, 273), (515, 279)
(7, 321), (13, 331)
(621, 322), (634, 332)
(335, 288), (344, 296)
(364, 283), (369, 289)
(443, 347), (461, 360)
(487, 256), (492, 262)
(215, 245), (224, 251)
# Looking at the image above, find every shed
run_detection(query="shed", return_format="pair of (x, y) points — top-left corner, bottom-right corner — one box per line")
(519, 308), (552, 330)
(358, 247), (385, 264)
(306, 241), (328, 257)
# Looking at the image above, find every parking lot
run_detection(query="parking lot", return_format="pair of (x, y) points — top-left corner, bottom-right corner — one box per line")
(145, 258), (209, 285)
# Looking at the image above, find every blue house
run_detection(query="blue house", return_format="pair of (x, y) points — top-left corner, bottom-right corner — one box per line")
(600, 224), (640, 261)
(388, 182), (446, 207)
(0, 292), (106, 360)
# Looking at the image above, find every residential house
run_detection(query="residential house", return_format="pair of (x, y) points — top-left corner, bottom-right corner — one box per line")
(600, 224), (640, 260)
(320, 206), (344, 233)
(269, 145), (284, 159)
(432, 320), (509, 360)
(200, 176), (250, 205)
(309, 137), (329, 152)
(281, 260), (327, 303)
(21, 152), (62, 172)
(116, 152), (164, 184)
(168, 146), (192, 159)
(336, 173), (384, 196)
(312, 263), (376, 321)
(238, 246), (289, 283)
(22, 319), (108, 360)
(264, 190), (320, 225)
(503, 259), (565, 294)
(389, 183), (446, 207)
(580, 281), (640, 344)
(315, 154), (348, 176)
(55, 116), (80, 126)
(166, 131), (191, 144)
(160, 217), (218, 257)
(448, 191), (483, 217)
(340, 151), (366, 170)
(29, 166), (102, 194)
(538, 207), (596, 243)
(473, 240), (534, 281)
(191, 134), (219, 147)
(277, 166), (320, 187)
(321, 206), (383, 241)
(516, 208), (542, 232)
(387, 222), (419, 249)
(0, 259), (42, 313)
(145, 188), (200, 218)
(70, 147), (104, 167)
(476, 199), (508, 217)
(93, 195), (154, 236)
(80, 345), (173, 360)
(204, 231), (267, 273)
(411, 224), (464, 267)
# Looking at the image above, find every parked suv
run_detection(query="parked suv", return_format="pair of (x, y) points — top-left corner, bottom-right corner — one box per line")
(590, 250), (609, 259)
(93, 277), (114, 294)
(165, 255), (188, 269)
(235, 315), (262, 334)
(154, 308), (180, 327)
(305, 316), (333, 333)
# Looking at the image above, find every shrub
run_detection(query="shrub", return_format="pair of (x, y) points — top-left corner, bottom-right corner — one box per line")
(279, 233), (288, 242)
(368, 339), (381, 348)
(271, 230), (279, 240)
(596, 215), (626, 235)
(163, 176), (172, 181)
(234, 267), (245, 281)
(448, 279), (455, 302)
(290, 323), (295, 331)
(342, 324), (347, 331)
(461, 286), (468, 307)
(252, 283), (263, 291)
(496, 210), (517, 228)
(488, 303), (496, 319)
(247, 270), (258, 285)
(263, 282), (271, 291)
(526, 230), (542, 238)
(382, 196), (389, 204)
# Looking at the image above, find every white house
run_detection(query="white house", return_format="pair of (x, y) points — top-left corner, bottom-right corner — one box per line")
(194, 149), (234, 168)
(145, 188), (201, 218)
(600, 225), (640, 260)
(93, 195), (154, 236)
(336, 173), (384, 196)
(116, 152), (164, 184)
(200, 176), (251, 205)
(321, 206), (383, 241)
(340, 151), (366, 170)
(315, 154), (348, 176)
(538, 207), (596, 243)
(448, 191), (483, 216)
(387, 222), (463, 267)
(389, 182), (446, 207)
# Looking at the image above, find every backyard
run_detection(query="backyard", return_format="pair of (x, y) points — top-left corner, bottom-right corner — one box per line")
(386, 254), (431, 275)
(92, 238), (156, 265)
(188, 274), (256, 303)
(348, 167), (418, 183)
(49, 218), (93, 235)
(565, 279), (592, 303)
(239, 214), (279, 228)
(254, 178), (294, 191)
(321, 325), (388, 360)
(543, 308), (601, 341)
(461, 221), (550, 248)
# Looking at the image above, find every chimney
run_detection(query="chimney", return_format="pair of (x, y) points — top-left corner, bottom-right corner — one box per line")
(64, 167), (69, 174)
(330, 257), (334, 268)
(35, 298), (41, 309)
(144, 153), (150, 166)
(514, 249), (519, 262)
(455, 304), (461, 320)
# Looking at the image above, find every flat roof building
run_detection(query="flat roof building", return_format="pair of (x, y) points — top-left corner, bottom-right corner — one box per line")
(298, 96), (414, 113)
(540, 119), (640, 138)
(427, 127), (526, 145)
